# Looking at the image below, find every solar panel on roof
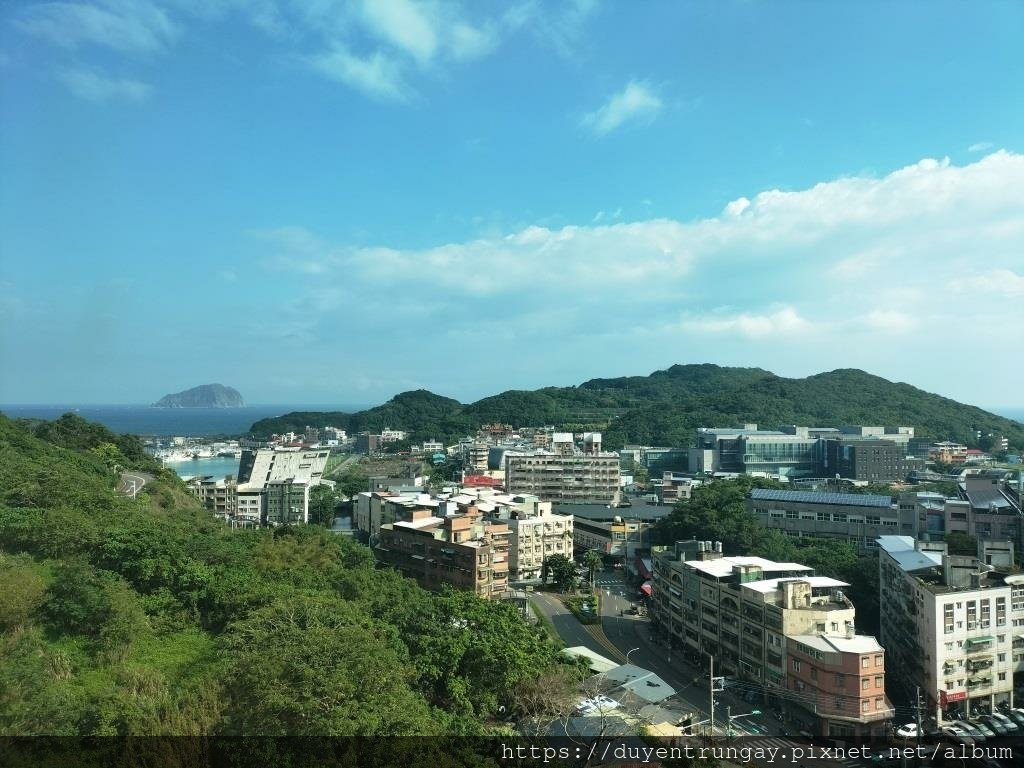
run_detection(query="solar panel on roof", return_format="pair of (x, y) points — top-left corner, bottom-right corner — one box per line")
(749, 488), (893, 507)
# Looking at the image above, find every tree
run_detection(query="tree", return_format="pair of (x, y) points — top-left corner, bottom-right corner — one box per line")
(308, 484), (340, 526)
(220, 593), (439, 736)
(582, 550), (604, 589)
(337, 467), (369, 499)
(543, 554), (579, 593)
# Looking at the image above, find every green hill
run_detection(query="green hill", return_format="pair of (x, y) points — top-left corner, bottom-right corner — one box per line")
(249, 364), (1024, 452)
(0, 414), (565, 750)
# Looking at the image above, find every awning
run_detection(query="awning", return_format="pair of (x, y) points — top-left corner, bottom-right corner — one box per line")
(641, 582), (653, 597)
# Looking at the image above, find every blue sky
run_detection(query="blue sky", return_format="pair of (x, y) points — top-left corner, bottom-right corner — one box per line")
(1, 0), (1022, 409)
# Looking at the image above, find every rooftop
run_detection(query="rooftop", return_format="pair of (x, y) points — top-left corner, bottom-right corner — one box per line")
(685, 555), (813, 579)
(750, 488), (894, 508)
(790, 633), (884, 654)
(742, 575), (849, 593)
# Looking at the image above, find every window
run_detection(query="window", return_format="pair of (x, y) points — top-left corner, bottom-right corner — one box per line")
(835, 673), (845, 686)
(999, 673), (1007, 681)
(862, 678), (870, 690)
(811, 667), (818, 680)
(997, 597), (1007, 627)
(945, 604), (955, 634)
(786, 510), (798, 519)
(998, 653), (1006, 662)
(793, 659), (801, 672)
(875, 675), (883, 687)
(817, 512), (831, 522)
(875, 654), (883, 666)
(862, 657), (870, 669)
(862, 700), (870, 713)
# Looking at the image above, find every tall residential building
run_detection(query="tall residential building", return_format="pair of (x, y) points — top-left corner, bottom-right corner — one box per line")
(505, 447), (621, 505)
(877, 535), (1022, 721)
(650, 540), (892, 741)
(375, 506), (510, 599)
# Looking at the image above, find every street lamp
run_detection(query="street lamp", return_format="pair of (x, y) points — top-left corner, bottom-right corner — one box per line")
(626, 647), (640, 665)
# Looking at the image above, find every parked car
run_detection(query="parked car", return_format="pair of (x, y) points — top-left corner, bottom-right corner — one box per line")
(895, 723), (919, 739)
(953, 720), (987, 742)
(1002, 709), (1024, 727)
(941, 726), (975, 746)
(967, 719), (997, 739)
(976, 715), (1008, 736)
(988, 712), (1018, 733)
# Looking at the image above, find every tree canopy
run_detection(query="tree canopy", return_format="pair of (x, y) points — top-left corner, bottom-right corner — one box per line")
(0, 413), (572, 761)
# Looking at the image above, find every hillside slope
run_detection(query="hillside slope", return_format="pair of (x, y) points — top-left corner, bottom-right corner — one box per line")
(249, 364), (1023, 451)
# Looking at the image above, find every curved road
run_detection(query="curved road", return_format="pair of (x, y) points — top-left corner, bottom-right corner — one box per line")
(118, 471), (152, 498)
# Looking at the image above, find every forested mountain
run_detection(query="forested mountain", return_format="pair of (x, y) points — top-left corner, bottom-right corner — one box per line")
(0, 414), (568, 760)
(249, 364), (1024, 451)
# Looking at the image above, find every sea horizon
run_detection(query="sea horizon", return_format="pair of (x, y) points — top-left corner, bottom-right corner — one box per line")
(0, 403), (375, 437)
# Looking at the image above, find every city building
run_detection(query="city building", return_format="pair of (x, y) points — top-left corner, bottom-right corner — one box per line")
(375, 506), (510, 599)
(689, 425), (822, 478)
(186, 474), (238, 518)
(877, 535), (1022, 721)
(650, 540), (892, 741)
(746, 488), (912, 552)
(355, 432), (381, 455)
(908, 474), (1024, 551)
(235, 448), (330, 525)
(820, 438), (924, 483)
(505, 437), (621, 505)
(689, 424), (920, 482)
(573, 516), (650, 562)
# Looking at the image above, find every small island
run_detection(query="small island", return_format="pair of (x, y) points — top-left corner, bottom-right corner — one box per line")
(153, 384), (244, 408)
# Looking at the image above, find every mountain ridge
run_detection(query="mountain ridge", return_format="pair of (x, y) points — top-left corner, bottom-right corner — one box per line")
(248, 365), (1024, 451)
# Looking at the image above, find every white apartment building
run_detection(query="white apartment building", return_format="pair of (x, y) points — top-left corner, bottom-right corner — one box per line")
(506, 507), (573, 581)
(877, 535), (1023, 721)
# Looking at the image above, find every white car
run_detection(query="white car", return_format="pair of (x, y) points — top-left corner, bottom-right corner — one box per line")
(895, 723), (919, 739)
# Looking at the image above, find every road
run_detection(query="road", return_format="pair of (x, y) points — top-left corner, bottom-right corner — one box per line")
(530, 572), (943, 768)
(118, 471), (152, 498)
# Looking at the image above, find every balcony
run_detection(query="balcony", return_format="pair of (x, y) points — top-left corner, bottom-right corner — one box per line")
(965, 636), (995, 653)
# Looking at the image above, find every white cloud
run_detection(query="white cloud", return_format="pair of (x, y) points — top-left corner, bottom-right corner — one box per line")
(582, 80), (663, 136)
(680, 307), (811, 339)
(359, 0), (439, 64)
(18, 0), (178, 53)
(969, 141), (994, 153)
(57, 66), (151, 102)
(307, 46), (409, 101)
(255, 152), (1024, 395)
(954, 269), (1024, 298)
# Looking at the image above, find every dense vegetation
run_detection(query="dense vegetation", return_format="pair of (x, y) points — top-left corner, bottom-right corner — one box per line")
(248, 364), (1024, 452)
(0, 414), (571, 763)
(652, 477), (881, 636)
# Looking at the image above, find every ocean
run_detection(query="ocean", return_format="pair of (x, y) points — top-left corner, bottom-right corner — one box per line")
(0, 403), (373, 437)
(167, 456), (244, 481)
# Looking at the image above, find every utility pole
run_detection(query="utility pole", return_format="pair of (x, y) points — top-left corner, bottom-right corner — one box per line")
(709, 654), (715, 741)
(915, 686), (923, 753)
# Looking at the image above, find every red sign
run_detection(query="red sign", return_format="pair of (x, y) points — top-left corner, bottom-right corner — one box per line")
(939, 690), (967, 706)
